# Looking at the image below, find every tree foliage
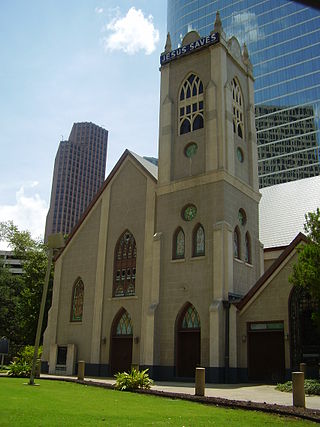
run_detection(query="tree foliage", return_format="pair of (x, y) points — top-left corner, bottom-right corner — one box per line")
(290, 208), (320, 327)
(0, 221), (53, 348)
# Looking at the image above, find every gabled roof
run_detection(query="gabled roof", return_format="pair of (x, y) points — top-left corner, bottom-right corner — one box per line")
(129, 151), (158, 179)
(55, 149), (158, 260)
(236, 232), (308, 311)
(259, 175), (320, 249)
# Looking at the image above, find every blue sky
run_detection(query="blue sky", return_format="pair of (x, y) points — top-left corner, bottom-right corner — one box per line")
(0, 1), (167, 246)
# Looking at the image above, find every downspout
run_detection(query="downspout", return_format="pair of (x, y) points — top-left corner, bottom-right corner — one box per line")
(223, 300), (230, 383)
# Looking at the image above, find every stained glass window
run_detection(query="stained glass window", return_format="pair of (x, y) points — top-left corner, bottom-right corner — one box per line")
(116, 311), (133, 335)
(181, 305), (200, 329)
(193, 224), (205, 257)
(185, 142), (198, 158)
(234, 227), (240, 259)
(71, 279), (84, 322)
(179, 74), (204, 135)
(245, 232), (251, 264)
(173, 227), (185, 259)
(237, 147), (244, 163)
(231, 78), (244, 139)
(113, 230), (136, 297)
(182, 204), (197, 221)
(238, 209), (247, 226)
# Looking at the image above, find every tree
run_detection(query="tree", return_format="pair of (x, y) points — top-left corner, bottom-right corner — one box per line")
(290, 208), (320, 328)
(0, 221), (53, 346)
(0, 262), (24, 345)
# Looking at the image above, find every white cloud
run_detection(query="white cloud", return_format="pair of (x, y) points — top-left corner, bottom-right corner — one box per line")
(0, 182), (48, 249)
(102, 7), (159, 55)
(230, 11), (263, 45)
(95, 7), (103, 14)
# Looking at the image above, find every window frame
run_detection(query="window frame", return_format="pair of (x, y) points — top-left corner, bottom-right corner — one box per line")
(113, 230), (137, 298)
(70, 278), (84, 322)
(173, 226), (185, 260)
(192, 223), (205, 257)
(178, 73), (204, 136)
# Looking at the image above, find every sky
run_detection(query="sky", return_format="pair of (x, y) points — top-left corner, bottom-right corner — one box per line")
(0, 1), (167, 248)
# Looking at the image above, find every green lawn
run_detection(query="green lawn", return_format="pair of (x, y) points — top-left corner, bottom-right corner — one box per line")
(0, 378), (315, 426)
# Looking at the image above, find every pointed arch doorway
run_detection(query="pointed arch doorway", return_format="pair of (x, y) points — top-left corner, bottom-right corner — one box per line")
(176, 303), (201, 378)
(110, 309), (133, 375)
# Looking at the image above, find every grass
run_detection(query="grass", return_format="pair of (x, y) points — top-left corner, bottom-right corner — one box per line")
(0, 377), (316, 426)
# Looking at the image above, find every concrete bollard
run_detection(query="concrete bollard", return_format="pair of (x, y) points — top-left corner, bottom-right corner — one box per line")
(195, 367), (205, 396)
(299, 363), (306, 377)
(292, 371), (305, 408)
(78, 360), (85, 381)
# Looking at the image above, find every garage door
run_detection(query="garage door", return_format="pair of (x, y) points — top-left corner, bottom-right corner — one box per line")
(248, 322), (285, 383)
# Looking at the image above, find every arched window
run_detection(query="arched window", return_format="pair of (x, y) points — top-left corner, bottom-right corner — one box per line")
(193, 224), (205, 257)
(245, 232), (251, 264)
(181, 304), (201, 329)
(113, 230), (136, 297)
(231, 78), (244, 139)
(234, 227), (241, 259)
(173, 227), (185, 259)
(71, 278), (84, 322)
(116, 310), (133, 335)
(179, 73), (204, 135)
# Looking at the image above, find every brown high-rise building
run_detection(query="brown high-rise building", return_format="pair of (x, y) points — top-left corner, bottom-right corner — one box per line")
(45, 122), (108, 240)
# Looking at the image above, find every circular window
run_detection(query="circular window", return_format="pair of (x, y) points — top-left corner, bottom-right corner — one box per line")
(184, 143), (198, 158)
(237, 147), (244, 163)
(182, 204), (197, 221)
(238, 208), (247, 226)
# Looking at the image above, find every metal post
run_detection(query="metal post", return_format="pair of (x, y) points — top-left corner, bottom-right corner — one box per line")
(29, 247), (53, 385)
(29, 233), (64, 386)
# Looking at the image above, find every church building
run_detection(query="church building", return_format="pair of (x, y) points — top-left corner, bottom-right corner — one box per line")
(42, 13), (319, 383)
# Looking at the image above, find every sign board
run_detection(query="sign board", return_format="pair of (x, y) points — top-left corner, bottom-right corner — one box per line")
(160, 32), (219, 65)
(0, 337), (9, 355)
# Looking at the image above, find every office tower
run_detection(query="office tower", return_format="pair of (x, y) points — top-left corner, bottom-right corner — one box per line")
(167, 0), (320, 187)
(45, 122), (108, 240)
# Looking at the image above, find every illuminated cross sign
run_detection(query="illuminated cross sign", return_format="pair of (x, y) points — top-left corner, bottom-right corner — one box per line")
(160, 32), (219, 65)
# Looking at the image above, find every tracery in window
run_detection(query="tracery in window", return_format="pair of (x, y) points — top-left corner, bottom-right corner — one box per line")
(179, 74), (204, 135)
(116, 310), (133, 335)
(234, 227), (241, 259)
(181, 304), (201, 329)
(173, 227), (185, 259)
(245, 232), (251, 264)
(193, 224), (205, 257)
(113, 230), (136, 297)
(231, 78), (244, 138)
(71, 278), (84, 322)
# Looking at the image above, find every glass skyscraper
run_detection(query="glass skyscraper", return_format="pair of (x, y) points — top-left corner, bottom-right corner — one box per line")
(45, 122), (108, 240)
(167, 0), (320, 187)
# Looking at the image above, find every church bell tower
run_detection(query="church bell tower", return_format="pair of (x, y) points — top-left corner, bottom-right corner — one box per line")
(153, 12), (262, 381)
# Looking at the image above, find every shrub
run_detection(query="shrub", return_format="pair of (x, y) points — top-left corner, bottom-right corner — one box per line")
(114, 368), (153, 391)
(7, 345), (42, 378)
(7, 361), (31, 377)
(276, 379), (320, 395)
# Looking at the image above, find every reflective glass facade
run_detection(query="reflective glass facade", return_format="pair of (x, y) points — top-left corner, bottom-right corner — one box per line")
(167, 0), (320, 187)
(45, 122), (108, 240)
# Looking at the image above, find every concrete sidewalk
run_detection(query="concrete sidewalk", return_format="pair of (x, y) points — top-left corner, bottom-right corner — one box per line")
(41, 374), (320, 411)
